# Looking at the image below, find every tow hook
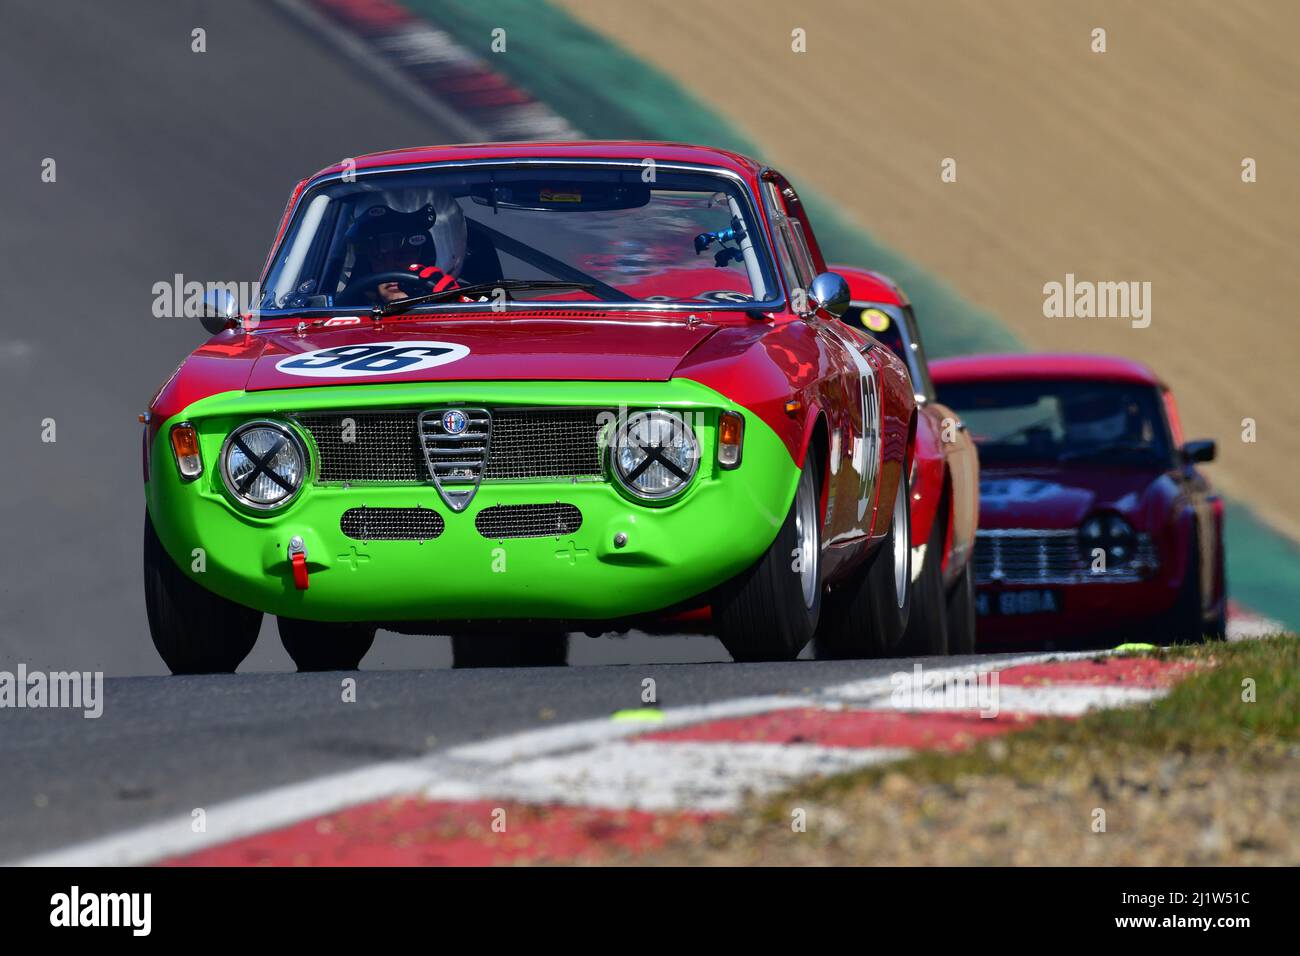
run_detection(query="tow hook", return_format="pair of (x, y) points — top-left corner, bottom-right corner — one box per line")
(288, 536), (309, 590)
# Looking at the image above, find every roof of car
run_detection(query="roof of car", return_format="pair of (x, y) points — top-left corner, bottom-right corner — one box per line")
(930, 353), (1166, 388)
(309, 141), (765, 182)
(829, 264), (907, 307)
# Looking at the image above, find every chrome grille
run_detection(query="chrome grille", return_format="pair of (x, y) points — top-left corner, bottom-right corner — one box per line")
(340, 506), (444, 541)
(419, 408), (491, 512)
(296, 409), (608, 484)
(974, 529), (1156, 585)
(475, 503), (583, 539)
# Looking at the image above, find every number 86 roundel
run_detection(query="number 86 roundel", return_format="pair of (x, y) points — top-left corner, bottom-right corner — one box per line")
(275, 342), (471, 378)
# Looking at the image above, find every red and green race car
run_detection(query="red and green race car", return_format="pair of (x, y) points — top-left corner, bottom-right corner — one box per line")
(142, 142), (920, 672)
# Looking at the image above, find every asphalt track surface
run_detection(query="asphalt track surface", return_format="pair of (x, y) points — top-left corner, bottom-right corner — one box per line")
(0, 1), (1040, 861)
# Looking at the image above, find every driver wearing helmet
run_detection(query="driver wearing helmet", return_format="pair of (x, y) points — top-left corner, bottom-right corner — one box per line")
(345, 203), (462, 305)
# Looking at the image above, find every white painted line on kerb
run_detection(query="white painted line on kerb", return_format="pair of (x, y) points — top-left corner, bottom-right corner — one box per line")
(870, 683), (1163, 717)
(427, 741), (909, 813)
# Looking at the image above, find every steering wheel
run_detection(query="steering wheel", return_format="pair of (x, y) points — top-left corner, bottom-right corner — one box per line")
(335, 270), (438, 307)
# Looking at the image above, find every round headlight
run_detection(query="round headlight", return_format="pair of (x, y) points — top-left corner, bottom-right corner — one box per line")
(221, 420), (307, 510)
(609, 410), (700, 501)
(1079, 512), (1136, 565)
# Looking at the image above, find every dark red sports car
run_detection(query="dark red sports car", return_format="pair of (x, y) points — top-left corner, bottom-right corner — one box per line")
(931, 353), (1225, 648)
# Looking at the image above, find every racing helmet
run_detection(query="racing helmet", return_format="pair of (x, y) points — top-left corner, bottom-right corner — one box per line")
(347, 190), (467, 278)
(346, 204), (437, 272)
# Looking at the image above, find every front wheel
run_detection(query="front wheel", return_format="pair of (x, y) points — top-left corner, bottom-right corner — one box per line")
(814, 469), (913, 659)
(945, 560), (978, 655)
(278, 618), (376, 671)
(144, 511), (262, 674)
(716, 457), (823, 662)
(897, 504), (948, 656)
(1167, 536), (1209, 645)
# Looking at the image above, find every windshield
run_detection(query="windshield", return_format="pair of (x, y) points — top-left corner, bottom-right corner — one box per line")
(936, 379), (1174, 466)
(259, 164), (778, 314)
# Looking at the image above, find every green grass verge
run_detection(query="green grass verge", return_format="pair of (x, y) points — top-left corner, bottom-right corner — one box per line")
(804, 637), (1298, 804)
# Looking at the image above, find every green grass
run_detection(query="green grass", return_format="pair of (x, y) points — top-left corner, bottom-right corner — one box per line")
(802, 637), (1299, 806)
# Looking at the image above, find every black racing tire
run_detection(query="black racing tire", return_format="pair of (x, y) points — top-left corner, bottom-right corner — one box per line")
(278, 617), (376, 671)
(143, 510), (262, 675)
(897, 506), (948, 656)
(814, 469), (913, 659)
(1168, 535), (1209, 644)
(1208, 533), (1228, 642)
(945, 560), (978, 655)
(451, 631), (569, 668)
(716, 457), (823, 662)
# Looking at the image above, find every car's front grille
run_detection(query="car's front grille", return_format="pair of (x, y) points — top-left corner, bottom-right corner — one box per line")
(296, 408), (608, 484)
(475, 503), (583, 539)
(974, 530), (1156, 585)
(340, 506), (445, 541)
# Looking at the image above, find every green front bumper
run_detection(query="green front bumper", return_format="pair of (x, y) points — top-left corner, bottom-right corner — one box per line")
(145, 380), (800, 622)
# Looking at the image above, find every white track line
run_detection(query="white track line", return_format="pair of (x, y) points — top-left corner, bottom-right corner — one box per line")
(9, 652), (1148, 867)
(426, 741), (909, 813)
(871, 683), (1163, 717)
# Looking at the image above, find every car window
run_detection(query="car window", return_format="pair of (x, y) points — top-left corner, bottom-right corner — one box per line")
(937, 380), (1174, 466)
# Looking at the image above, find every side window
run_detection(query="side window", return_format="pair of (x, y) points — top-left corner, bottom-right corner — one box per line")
(1161, 388), (1184, 445)
(763, 182), (799, 296)
(784, 217), (817, 289)
(904, 308), (936, 403)
(763, 181), (815, 308)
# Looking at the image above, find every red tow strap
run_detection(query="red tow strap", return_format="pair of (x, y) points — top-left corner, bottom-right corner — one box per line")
(288, 537), (310, 590)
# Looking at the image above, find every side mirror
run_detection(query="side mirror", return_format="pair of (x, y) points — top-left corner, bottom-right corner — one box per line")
(1182, 439), (1216, 464)
(807, 272), (850, 319)
(200, 289), (238, 336)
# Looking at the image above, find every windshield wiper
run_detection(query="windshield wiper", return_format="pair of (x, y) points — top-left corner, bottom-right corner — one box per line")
(378, 279), (599, 317)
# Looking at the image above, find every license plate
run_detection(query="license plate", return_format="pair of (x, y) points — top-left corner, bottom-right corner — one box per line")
(977, 589), (1064, 617)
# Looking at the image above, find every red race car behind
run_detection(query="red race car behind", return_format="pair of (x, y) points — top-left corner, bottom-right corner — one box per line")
(833, 266), (980, 655)
(931, 353), (1226, 649)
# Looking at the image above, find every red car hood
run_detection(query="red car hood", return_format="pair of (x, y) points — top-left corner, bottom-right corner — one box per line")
(242, 313), (720, 391)
(978, 463), (1168, 530)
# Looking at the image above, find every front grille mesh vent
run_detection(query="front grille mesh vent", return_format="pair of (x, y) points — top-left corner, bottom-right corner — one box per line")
(340, 506), (445, 541)
(474, 503), (582, 539)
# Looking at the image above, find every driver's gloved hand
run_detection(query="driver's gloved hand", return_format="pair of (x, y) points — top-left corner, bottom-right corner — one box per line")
(408, 263), (459, 293)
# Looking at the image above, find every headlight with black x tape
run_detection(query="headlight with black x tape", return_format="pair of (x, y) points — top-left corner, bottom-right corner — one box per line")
(220, 420), (309, 510)
(608, 410), (701, 501)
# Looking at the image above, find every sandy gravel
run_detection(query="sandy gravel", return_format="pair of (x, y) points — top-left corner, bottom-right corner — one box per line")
(557, 0), (1300, 543)
(638, 747), (1300, 866)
